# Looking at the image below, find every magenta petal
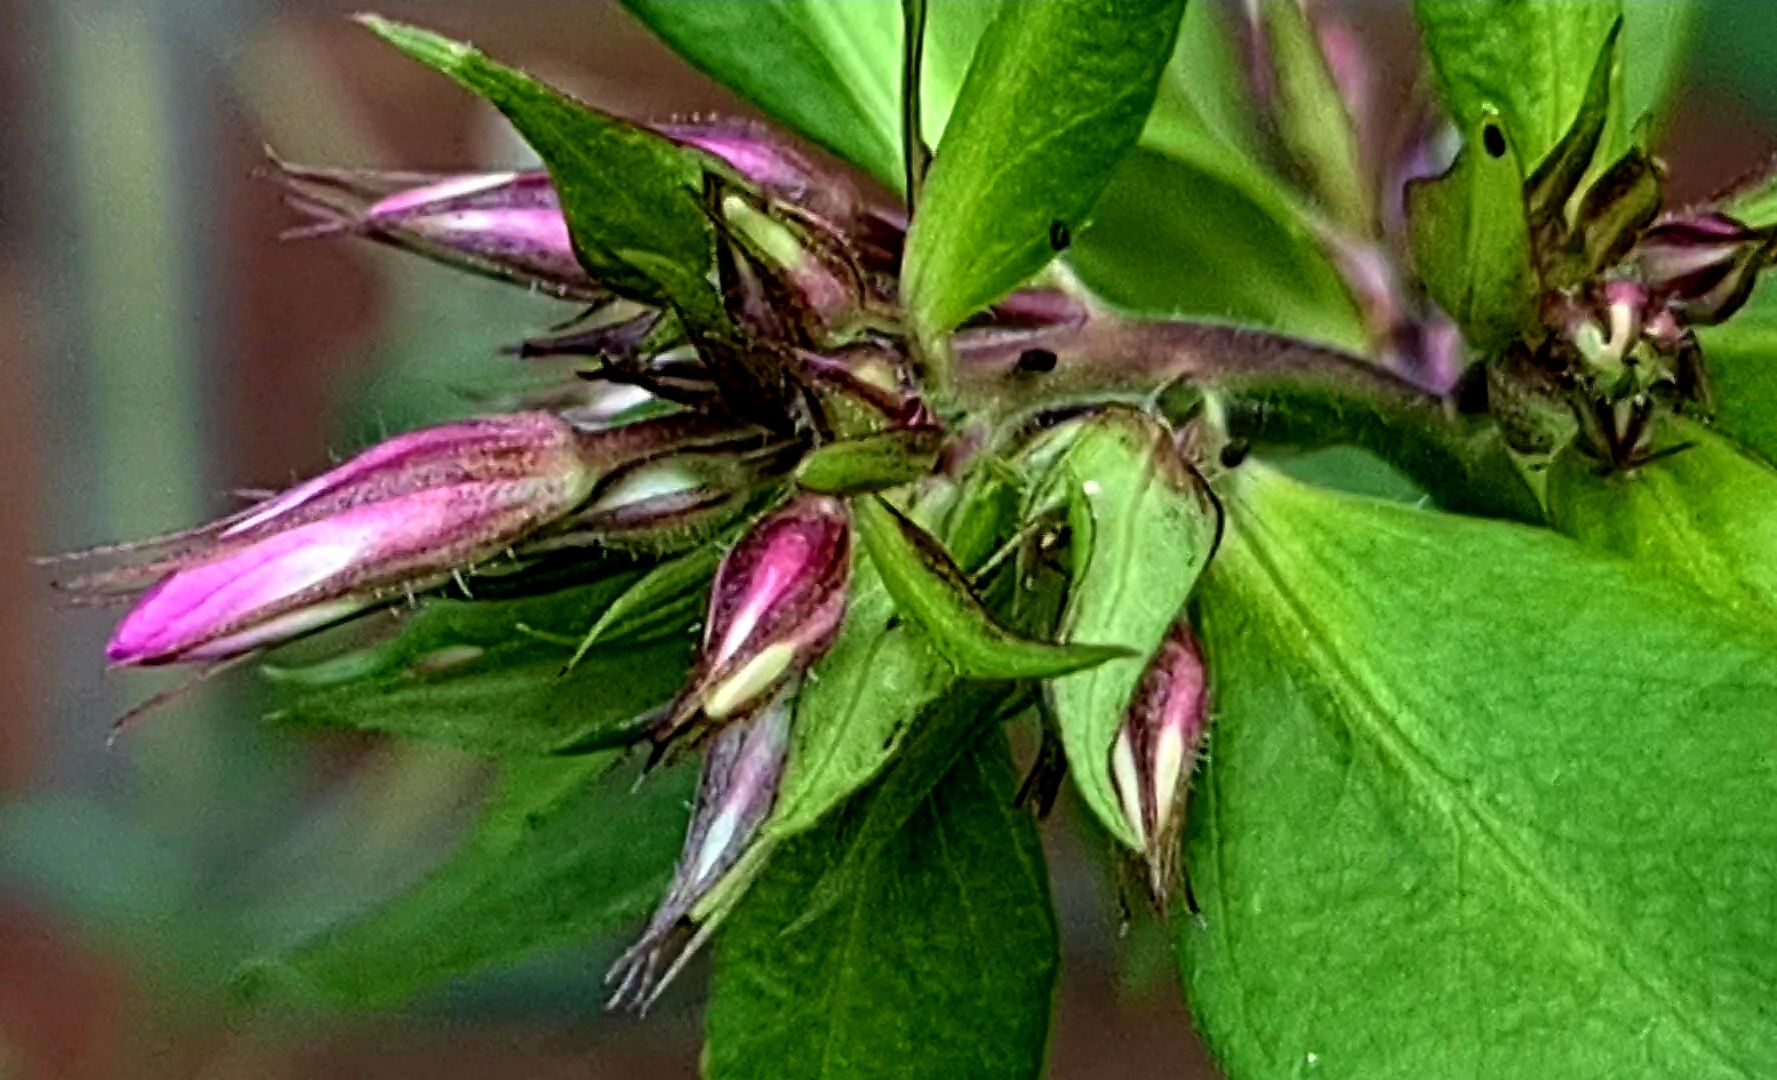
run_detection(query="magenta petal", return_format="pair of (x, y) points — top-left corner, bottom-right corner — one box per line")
(108, 474), (589, 666)
(107, 517), (375, 665)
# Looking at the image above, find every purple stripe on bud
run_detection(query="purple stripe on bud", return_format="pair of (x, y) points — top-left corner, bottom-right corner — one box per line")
(1110, 623), (1210, 906)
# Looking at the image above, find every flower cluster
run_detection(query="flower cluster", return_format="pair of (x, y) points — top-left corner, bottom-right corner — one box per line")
(53, 106), (1092, 1006)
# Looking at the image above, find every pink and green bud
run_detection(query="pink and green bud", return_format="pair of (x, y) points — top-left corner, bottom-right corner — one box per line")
(100, 413), (603, 666)
(273, 161), (604, 302)
(1110, 623), (1210, 905)
(608, 684), (795, 1011)
(659, 494), (850, 744)
(1634, 211), (1776, 325)
(90, 412), (757, 666)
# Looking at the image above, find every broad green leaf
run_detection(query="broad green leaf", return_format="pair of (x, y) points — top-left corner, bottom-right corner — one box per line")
(794, 428), (942, 495)
(769, 473), (1019, 841)
(1621, 1), (1695, 135)
(618, 0), (997, 190)
(1414, 0), (1622, 167)
(706, 717), (1056, 1079)
(358, 16), (727, 330)
(1182, 466), (1777, 1076)
(1698, 277), (1777, 463)
(1406, 110), (1538, 353)
(236, 753), (693, 1008)
(1066, 147), (1365, 350)
(1077, 2), (1363, 349)
(902, 0), (1186, 361)
(1547, 420), (1777, 627)
(1029, 411), (1218, 848)
(265, 576), (696, 758)
(855, 493), (1130, 680)
(1258, 0), (1369, 233)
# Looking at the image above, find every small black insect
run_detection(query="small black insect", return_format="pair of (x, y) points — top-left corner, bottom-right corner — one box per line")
(1016, 347), (1059, 374)
(1048, 219), (1071, 251)
(1482, 123), (1507, 159)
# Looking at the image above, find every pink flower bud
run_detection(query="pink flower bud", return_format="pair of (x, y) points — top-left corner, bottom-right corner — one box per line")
(660, 118), (863, 226)
(272, 160), (604, 302)
(1634, 212), (1776, 325)
(1110, 623), (1210, 906)
(97, 413), (608, 666)
(658, 494), (850, 745)
(607, 684), (796, 1012)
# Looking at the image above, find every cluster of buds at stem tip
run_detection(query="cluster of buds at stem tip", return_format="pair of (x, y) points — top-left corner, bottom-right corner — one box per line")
(56, 411), (775, 669)
(652, 493), (850, 753)
(1110, 622), (1210, 909)
(607, 681), (796, 1013)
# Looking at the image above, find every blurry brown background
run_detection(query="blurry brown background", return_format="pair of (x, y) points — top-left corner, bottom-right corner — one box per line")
(1, 1), (1773, 1077)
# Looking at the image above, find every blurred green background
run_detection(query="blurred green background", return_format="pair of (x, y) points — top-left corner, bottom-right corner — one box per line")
(2, 1), (1775, 1076)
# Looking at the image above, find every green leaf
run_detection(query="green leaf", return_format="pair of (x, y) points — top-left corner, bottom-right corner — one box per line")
(1257, 0), (1370, 233)
(1406, 110), (1538, 353)
(768, 473), (1019, 840)
(1621, 1), (1696, 128)
(265, 576), (696, 758)
(903, 0), (1186, 364)
(618, 0), (997, 190)
(1181, 466), (1777, 1076)
(1523, 19), (1620, 233)
(855, 493), (1130, 680)
(1726, 176), (1777, 231)
(1029, 411), (1218, 848)
(564, 544), (720, 669)
(358, 16), (727, 330)
(1074, 3), (1364, 349)
(1547, 419), (1777, 627)
(1414, 0), (1623, 167)
(794, 428), (943, 496)
(236, 753), (693, 1008)
(1698, 277), (1777, 463)
(706, 715), (1057, 1079)
(1066, 146), (1366, 350)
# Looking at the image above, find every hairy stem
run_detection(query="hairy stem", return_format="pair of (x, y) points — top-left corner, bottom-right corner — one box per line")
(951, 314), (1543, 523)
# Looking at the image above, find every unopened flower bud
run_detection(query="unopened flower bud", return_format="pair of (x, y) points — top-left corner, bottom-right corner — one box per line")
(658, 494), (850, 745)
(272, 161), (603, 302)
(102, 413), (601, 665)
(1634, 211), (1776, 325)
(607, 684), (795, 1012)
(796, 345), (927, 438)
(660, 118), (865, 228)
(1110, 623), (1209, 906)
